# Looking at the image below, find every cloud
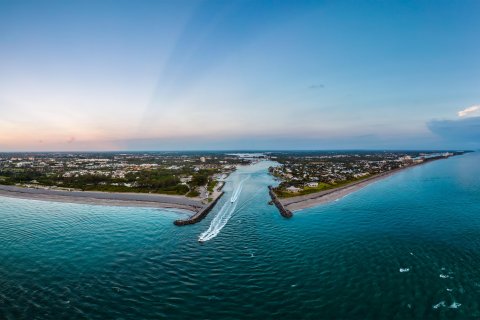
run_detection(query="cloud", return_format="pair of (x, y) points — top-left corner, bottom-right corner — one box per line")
(458, 105), (480, 117)
(66, 136), (76, 144)
(427, 116), (480, 144)
(309, 84), (325, 89)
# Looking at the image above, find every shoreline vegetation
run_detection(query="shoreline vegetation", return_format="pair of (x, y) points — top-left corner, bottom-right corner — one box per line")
(278, 154), (464, 211)
(0, 165), (233, 216)
(0, 152), (246, 214)
(0, 152), (245, 202)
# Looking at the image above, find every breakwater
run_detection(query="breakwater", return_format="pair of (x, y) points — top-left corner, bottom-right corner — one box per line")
(174, 192), (225, 226)
(268, 186), (293, 218)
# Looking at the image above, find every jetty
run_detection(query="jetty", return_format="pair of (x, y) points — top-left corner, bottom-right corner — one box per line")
(268, 186), (293, 218)
(174, 192), (225, 226)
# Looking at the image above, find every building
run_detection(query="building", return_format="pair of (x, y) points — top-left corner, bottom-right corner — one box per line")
(286, 186), (301, 193)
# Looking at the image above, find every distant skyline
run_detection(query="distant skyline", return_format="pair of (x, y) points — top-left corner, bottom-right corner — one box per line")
(1, 0), (479, 151)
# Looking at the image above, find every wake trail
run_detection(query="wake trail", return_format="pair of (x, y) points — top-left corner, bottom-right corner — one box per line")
(199, 201), (237, 242)
(199, 177), (249, 242)
(230, 176), (249, 203)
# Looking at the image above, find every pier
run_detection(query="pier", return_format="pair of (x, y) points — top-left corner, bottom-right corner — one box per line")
(174, 192), (225, 226)
(268, 186), (293, 218)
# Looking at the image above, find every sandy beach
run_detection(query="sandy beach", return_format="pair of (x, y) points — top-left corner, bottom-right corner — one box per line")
(280, 159), (447, 211)
(0, 185), (203, 212)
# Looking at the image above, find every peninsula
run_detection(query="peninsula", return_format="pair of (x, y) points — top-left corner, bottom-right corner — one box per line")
(269, 151), (469, 212)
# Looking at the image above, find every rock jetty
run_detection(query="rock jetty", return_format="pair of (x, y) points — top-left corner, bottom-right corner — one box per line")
(174, 192), (225, 226)
(268, 186), (293, 218)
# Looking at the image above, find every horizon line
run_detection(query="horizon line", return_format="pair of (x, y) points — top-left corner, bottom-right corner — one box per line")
(0, 149), (475, 153)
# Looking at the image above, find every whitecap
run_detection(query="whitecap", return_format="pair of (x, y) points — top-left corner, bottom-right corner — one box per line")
(399, 268), (410, 273)
(439, 274), (450, 279)
(433, 301), (446, 309)
(449, 302), (461, 309)
(446, 288), (453, 292)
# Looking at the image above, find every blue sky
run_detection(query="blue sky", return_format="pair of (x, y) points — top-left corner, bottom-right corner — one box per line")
(0, 0), (479, 150)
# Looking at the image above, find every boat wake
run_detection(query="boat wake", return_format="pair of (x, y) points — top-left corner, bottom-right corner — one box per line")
(198, 200), (238, 242)
(199, 177), (249, 242)
(230, 177), (249, 203)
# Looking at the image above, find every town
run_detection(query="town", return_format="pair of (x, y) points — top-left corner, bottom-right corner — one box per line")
(0, 151), (467, 202)
(0, 152), (251, 202)
(269, 151), (461, 198)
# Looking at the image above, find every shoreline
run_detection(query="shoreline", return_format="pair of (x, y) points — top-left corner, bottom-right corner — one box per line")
(279, 156), (454, 211)
(0, 185), (203, 212)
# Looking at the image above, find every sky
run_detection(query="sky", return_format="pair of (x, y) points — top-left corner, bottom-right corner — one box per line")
(0, 0), (479, 151)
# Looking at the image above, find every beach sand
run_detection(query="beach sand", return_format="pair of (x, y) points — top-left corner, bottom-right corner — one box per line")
(0, 185), (203, 213)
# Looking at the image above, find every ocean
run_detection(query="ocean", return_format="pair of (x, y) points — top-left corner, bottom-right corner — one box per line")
(1, 153), (479, 319)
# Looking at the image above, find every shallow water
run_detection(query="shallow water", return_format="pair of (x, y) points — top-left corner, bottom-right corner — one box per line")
(1, 154), (480, 319)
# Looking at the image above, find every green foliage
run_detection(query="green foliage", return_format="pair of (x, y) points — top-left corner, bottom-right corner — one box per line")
(191, 172), (208, 186)
(186, 189), (200, 197)
(275, 175), (372, 198)
(0, 168), (191, 195)
(207, 179), (217, 192)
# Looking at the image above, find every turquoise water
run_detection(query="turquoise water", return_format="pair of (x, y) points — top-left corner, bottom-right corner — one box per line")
(1, 154), (480, 319)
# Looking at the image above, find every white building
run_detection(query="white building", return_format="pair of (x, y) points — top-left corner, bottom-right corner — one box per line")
(286, 186), (301, 193)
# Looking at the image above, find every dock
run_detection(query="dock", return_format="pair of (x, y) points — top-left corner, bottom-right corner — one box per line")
(174, 192), (225, 226)
(268, 186), (293, 218)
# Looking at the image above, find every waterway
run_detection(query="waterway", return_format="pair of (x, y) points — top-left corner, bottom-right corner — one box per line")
(1, 154), (480, 319)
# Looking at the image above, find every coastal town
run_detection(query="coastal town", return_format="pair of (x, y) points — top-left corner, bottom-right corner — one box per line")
(0, 151), (467, 203)
(269, 151), (462, 198)
(0, 152), (251, 203)
(0, 150), (469, 216)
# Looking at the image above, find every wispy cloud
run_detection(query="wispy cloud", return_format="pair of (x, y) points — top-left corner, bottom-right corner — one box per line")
(458, 105), (480, 117)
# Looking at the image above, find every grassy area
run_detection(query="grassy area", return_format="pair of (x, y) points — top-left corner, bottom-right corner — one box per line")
(186, 189), (200, 197)
(207, 179), (217, 192)
(275, 175), (373, 198)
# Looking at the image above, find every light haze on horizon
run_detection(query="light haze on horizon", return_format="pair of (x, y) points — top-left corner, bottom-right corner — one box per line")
(0, 0), (479, 151)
